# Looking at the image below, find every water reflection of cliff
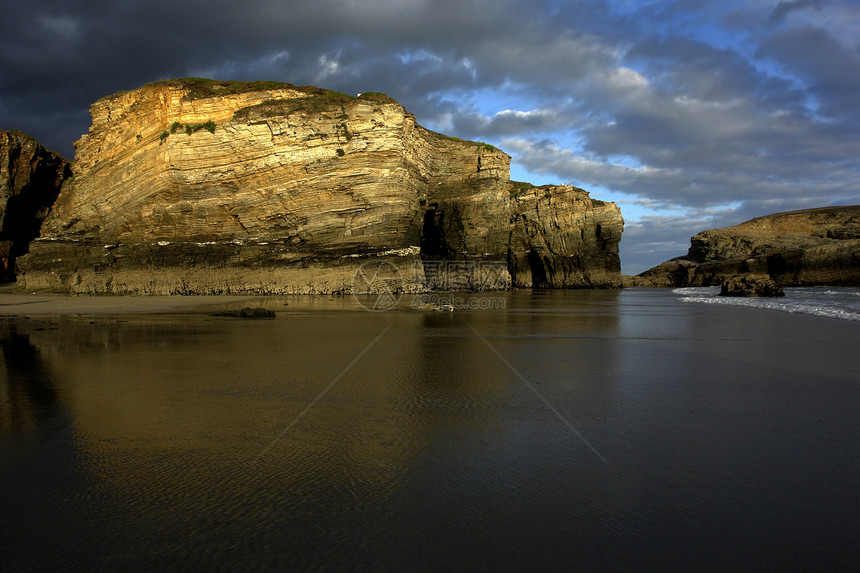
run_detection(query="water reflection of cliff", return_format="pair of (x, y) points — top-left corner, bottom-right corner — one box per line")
(2, 296), (627, 568)
(14, 316), (427, 485)
(13, 295), (621, 478)
(492, 289), (621, 416)
(0, 320), (61, 437)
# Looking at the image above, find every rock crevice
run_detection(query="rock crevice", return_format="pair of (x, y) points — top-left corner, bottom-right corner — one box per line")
(0, 130), (71, 282)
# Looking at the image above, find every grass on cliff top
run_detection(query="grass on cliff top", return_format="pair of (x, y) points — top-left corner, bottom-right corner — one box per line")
(232, 89), (399, 121)
(105, 78), (400, 123)
(507, 181), (606, 202)
(508, 181), (534, 198)
(111, 78), (398, 106)
(445, 135), (498, 152)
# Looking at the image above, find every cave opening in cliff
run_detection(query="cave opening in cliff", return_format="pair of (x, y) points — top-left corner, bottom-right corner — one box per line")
(419, 203), (449, 260)
(527, 249), (550, 288)
(766, 254), (788, 276)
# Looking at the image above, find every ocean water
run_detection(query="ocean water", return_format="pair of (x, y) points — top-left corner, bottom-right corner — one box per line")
(675, 286), (860, 321)
(1, 289), (858, 572)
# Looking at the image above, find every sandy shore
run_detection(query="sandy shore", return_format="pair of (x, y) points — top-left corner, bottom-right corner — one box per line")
(0, 283), (497, 316)
(0, 283), (273, 316)
(0, 283), (396, 316)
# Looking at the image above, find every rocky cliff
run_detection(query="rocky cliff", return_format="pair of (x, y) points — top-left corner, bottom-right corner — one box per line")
(17, 78), (622, 294)
(508, 185), (622, 288)
(0, 130), (71, 281)
(636, 206), (860, 287)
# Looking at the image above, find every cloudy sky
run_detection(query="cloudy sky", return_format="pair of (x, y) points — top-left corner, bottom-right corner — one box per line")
(2, 0), (858, 273)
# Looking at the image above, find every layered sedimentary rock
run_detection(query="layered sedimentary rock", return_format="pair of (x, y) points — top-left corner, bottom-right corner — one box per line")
(17, 78), (622, 294)
(508, 185), (623, 288)
(0, 130), (71, 281)
(637, 206), (860, 287)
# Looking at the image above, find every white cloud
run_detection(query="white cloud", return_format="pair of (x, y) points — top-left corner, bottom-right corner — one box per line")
(604, 66), (649, 93)
(316, 53), (342, 82)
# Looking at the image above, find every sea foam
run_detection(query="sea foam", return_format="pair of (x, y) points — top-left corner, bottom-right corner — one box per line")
(674, 286), (860, 322)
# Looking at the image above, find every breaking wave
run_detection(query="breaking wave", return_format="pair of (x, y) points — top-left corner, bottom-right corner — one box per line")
(674, 286), (860, 322)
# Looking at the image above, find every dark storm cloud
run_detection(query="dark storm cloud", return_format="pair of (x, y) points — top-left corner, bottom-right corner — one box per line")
(0, 0), (550, 154)
(1, 0), (858, 273)
(769, 0), (825, 23)
(0, 0), (622, 156)
(624, 36), (766, 102)
(758, 25), (860, 119)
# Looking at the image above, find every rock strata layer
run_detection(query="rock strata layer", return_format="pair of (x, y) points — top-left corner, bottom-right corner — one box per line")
(508, 185), (622, 288)
(636, 206), (860, 287)
(17, 79), (622, 294)
(0, 130), (71, 281)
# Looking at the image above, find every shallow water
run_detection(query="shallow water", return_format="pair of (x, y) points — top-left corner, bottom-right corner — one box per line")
(1, 289), (858, 571)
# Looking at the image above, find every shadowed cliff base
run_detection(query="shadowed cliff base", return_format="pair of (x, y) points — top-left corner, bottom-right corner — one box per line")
(0, 130), (72, 282)
(11, 79), (622, 294)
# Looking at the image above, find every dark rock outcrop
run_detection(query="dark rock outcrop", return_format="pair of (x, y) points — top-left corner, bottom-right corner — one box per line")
(210, 307), (275, 318)
(16, 79), (622, 294)
(0, 130), (71, 281)
(637, 206), (860, 287)
(719, 274), (785, 297)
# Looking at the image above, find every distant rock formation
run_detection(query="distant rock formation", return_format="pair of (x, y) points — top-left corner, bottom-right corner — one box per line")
(16, 78), (622, 294)
(635, 206), (860, 287)
(0, 130), (71, 282)
(719, 274), (785, 297)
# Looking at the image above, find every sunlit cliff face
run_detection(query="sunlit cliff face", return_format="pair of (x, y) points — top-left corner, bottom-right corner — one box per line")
(17, 80), (622, 294)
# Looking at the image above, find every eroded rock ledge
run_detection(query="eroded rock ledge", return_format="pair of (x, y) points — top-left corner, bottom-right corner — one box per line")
(634, 206), (860, 287)
(16, 78), (622, 294)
